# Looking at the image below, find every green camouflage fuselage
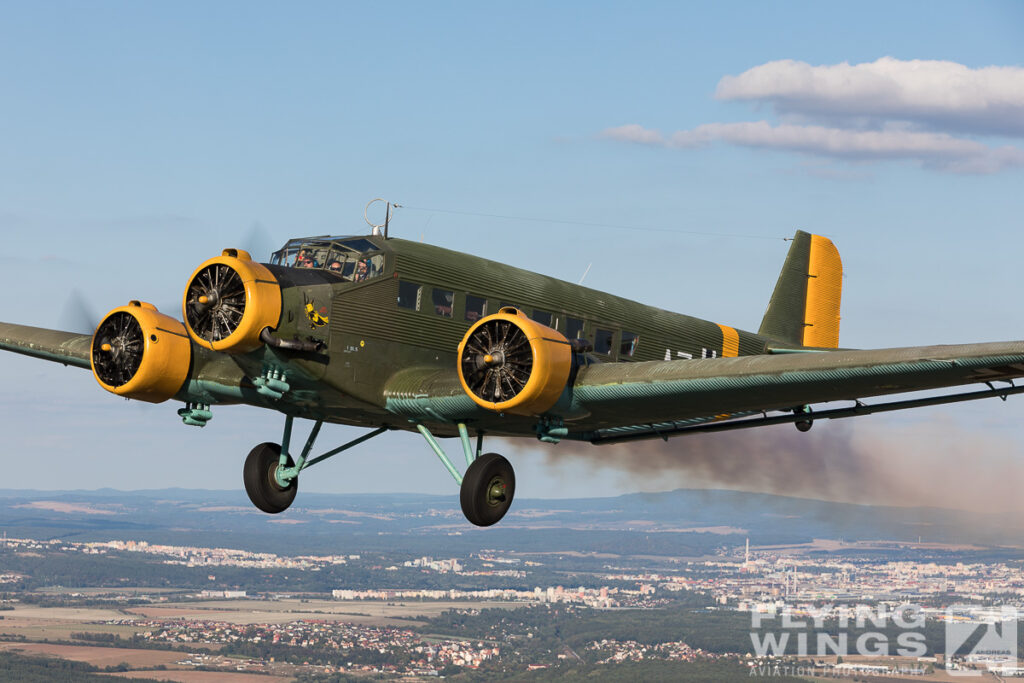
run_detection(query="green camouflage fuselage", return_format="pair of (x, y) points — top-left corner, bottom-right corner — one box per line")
(182, 236), (779, 437)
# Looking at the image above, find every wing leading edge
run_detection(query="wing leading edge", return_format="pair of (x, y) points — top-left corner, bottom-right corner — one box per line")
(0, 322), (92, 370)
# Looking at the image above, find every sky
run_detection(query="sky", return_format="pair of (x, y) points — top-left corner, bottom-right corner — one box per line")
(1, 2), (1024, 508)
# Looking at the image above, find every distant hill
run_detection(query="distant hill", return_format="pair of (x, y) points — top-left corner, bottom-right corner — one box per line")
(0, 487), (1019, 556)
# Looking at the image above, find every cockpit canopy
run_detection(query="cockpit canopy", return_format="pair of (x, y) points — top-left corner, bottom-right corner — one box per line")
(270, 236), (385, 282)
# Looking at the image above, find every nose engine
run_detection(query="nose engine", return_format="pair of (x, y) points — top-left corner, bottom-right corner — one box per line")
(91, 301), (192, 403)
(182, 249), (282, 352)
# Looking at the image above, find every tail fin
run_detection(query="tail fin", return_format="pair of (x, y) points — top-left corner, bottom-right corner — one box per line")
(758, 230), (842, 348)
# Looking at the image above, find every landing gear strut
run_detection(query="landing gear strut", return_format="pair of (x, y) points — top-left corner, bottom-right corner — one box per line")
(416, 422), (516, 527)
(241, 415), (515, 527)
(242, 415), (389, 515)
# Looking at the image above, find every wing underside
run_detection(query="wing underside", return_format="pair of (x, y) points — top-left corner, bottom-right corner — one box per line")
(0, 322), (92, 369)
(568, 341), (1024, 441)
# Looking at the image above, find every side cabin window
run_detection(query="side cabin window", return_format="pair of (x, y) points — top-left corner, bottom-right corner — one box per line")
(397, 281), (421, 310)
(565, 317), (586, 341)
(465, 295), (487, 322)
(620, 331), (639, 357)
(594, 328), (615, 356)
(532, 310), (556, 328)
(432, 288), (454, 318)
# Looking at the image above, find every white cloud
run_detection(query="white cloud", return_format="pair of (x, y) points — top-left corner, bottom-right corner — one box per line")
(601, 124), (665, 145)
(600, 57), (1024, 174)
(602, 121), (1024, 174)
(716, 57), (1024, 137)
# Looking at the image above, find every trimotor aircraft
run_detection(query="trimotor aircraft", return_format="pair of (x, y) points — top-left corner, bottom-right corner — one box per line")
(3, 226), (1023, 526)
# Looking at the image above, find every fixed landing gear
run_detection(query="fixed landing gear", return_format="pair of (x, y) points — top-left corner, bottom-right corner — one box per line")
(793, 405), (813, 432)
(243, 442), (297, 514)
(416, 422), (516, 527)
(240, 415), (515, 527)
(460, 453), (516, 527)
(241, 416), (389, 516)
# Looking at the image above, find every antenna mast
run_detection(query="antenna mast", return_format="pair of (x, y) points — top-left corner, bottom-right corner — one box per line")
(365, 198), (401, 239)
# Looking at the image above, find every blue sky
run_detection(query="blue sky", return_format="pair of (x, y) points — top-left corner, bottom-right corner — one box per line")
(2, 2), (1024, 507)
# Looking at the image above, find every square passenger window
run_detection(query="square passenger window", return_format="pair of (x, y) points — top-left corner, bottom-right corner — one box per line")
(465, 295), (487, 322)
(397, 281), (421, 310)
(620, 331), (639, 357)
(532, 310), (555, 327)
(432, 288), (454, 318)
(595, 328), (614, 355)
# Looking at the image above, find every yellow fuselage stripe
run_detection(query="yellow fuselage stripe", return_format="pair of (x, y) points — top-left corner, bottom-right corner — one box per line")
(717, 324), (739, 358)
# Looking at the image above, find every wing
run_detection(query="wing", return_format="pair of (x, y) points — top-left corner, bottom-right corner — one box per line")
(0, 322), (92, 369)
(384, 340), (1024, 441)
(569, 341), (1024, 442)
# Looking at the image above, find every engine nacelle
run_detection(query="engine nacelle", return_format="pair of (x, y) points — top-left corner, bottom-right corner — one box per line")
(457, 308), (572, 416)
(182, 249), (282, 352)
(91, 301), (192, 403)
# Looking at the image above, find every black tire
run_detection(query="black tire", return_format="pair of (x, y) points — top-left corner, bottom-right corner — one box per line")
(243, 442), (297, 514)
(460, 453), (515, 527)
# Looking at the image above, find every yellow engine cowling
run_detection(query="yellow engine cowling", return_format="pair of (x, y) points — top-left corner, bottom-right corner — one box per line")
(457, 308), (572, 416)
(182, 249), (282, 353)
(91, 301), (192, 403)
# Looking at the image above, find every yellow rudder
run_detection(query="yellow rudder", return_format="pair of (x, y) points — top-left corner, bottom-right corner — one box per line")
(802, 234), (842, 348)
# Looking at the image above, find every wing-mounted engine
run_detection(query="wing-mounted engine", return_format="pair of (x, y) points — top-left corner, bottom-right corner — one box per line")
(457, 307), (572, 416)
(91, 301), (192, 403)
(183, 249), (282, 352)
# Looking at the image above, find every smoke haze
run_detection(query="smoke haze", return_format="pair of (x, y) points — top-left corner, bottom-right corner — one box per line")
(508, 417), (1024, 514)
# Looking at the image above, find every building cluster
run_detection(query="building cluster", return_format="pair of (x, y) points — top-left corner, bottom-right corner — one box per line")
(330, 583), (654, 608)
(674, 543), (1024, 606)
(390, 556), (524, 578)
(8, 533), (1024, 613)
(199, 590), (247, 599)
(401, 556), (462, 572)
(99, 539), (354, 570)
(588, 639), (721, 664)
(134, 617), (498, 674)
(1, 535), (357, 571)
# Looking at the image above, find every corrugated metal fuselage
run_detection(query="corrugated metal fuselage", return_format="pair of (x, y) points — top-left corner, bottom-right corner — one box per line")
(250, 236), (780, 436)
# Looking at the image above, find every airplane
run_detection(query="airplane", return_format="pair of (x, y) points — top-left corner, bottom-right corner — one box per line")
(3, 226), (1024, 527)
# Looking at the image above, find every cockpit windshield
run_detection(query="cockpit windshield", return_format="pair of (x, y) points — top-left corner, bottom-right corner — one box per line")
(270, 236), (385, 283)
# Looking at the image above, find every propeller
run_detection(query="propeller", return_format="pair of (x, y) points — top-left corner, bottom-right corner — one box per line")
(240, 221), (276, 262)
(58, 289), (101, 335)
(461, 319), (533, 402)
(91, 312), (144, 387)
(184, 263), (247, 342)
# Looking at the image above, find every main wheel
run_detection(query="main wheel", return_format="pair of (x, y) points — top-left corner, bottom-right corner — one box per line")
(794, 405), (813, 432)
(243, 442), (297, 514)
(460, 453), (515, 527)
